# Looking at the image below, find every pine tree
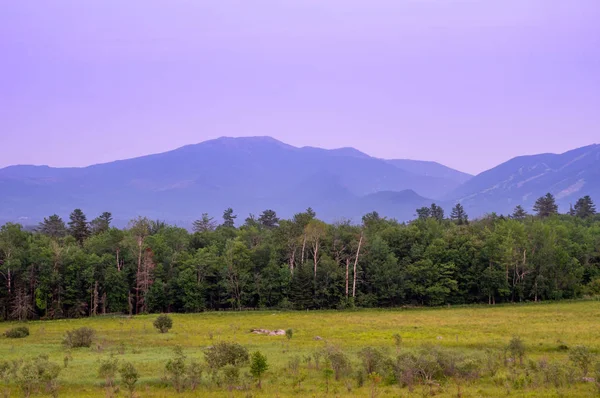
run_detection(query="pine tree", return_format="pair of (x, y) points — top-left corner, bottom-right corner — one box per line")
(430, 203), (445, 221)
(532, 193), (558, 217)
(258, 209), (279, 229)
(511, 205), (527, 220)
(38, 214), (67, 239)
(574, 196), (596, 218)
(222, 208), (237, 228)
(68, 209), (90, 244)
(192, 213), (217, 232)
(416, 207), (431, 220)
(90, 212), (112, 235)
(450, 203), (468, 225)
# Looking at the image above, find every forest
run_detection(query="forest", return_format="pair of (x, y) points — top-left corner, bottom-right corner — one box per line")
(0, 193), (598, 320)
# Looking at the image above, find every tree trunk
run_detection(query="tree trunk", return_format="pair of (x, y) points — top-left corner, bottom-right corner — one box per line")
(352, 232), (363, 298)
(136, 238), (142, 313)
(289, 248), (296, 275)
(345, 258), (350, 298)
(301, 234), (307, 265)
(313, 240), (319, 279)
(116, 248), (122, 272)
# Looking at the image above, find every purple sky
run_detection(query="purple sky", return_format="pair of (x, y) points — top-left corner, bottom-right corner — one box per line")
(1, 1), (599, 174)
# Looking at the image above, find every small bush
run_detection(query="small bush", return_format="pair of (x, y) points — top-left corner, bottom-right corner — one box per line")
(569, 345), (595, 377)
(63, 327), (95, 348)
(287, 355), (301, 376)
(4, 326), (29, 339)
(153, 314), (173, 334)
(323, 345), (351, 381)
(285, 329), (293, 340)
(119, 362), (139, 398)
(98, 357), (119, 388)
(594, 362), (600, 394)
(204, 341), (249, 371)
(17, 355), (61, 398)
(358, 347), (388, 375)
(165, 346), (187, 393)
(250, 351), (268, 388)
(187, 360), (203, 391)
(391, 346), (484, 387)
(221, 364), (240, 391)
(506, 336), (526, 365)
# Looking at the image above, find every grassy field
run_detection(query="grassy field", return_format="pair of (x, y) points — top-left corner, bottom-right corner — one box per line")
(1, 300), (600, 397)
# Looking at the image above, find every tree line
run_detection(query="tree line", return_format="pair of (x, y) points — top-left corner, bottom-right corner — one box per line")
(0, 193), (598, 320)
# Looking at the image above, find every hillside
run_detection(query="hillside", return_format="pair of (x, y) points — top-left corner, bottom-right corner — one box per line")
(386, 159), (472, 185)
(448, 144), (600, 215)
(0, 136), (465, 224)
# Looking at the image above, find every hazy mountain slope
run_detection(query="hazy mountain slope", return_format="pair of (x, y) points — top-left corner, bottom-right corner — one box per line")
(385, 159), (472, 184)
(448, 144), (600, 216)
(0, 136), (450, 223)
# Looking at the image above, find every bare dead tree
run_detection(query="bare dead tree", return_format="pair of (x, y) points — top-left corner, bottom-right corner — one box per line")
(352, 231), (364, 298)
(11, 286), (34, 321)
(136, 248), (155, 314)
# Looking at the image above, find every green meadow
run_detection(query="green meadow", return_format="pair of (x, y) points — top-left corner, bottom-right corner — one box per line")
(1, 300), (600, 397)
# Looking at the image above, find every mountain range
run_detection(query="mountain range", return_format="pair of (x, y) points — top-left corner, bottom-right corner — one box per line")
(0, 137), (598, 226)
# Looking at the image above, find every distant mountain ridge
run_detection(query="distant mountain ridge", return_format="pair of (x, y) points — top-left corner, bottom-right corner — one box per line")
(448, 144), (600, 215)
(0, 137), (598, 225)
(0, 136), (464, 224)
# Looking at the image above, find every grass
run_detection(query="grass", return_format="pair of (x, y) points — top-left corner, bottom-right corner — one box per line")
(1, 300), (600, 397)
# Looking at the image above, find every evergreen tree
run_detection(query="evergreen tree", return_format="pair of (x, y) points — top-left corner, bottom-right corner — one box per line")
(450, 203), (468, 225)
(574, 196), (596, 218)
(68, 209), (90, 244)
(258, 209), (279, 229)
(416, 207), (431, 220)
(511, 205), (527, 220)
(222, 208), (237, 228)
(430, 203), (445, 221)
(533, 193), (558, 217)
(90, 212), (112, 235)
(38, 214), (67, 239)
(192, 213), (217, 232)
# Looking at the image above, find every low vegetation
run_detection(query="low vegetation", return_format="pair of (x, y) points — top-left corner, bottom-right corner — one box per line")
(63, 327), (95, 348)
(0, 301), (598, 396)
(3, 326), (29, 338)
(153, 314), (173, 333)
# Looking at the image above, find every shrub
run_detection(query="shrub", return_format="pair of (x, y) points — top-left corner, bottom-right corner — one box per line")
(250, 351), (269, 388)
(119, 362), (139, 398)
(98, 357), (119, 388)
(17, 355), (61, 398)
(4, 326), (29, 339)
(63, 327), (95, 348)
(568, 345), (595, 377)
(391, 346), (484, 387)
(358, 347), (388, 375)
(506, 336), (526, 365)
(204, 341), (249, 371)
(323, 345), (351, 381)
(595, 362), (600, 394)
(187, 359), (203, 391)
(323, 366), (334, 393)
(540, 361), (568, 388)
(221, 364), (239, 391)
(285, 329), (293, 340)
(393, 333), (402, 352)
(165, 346), (187, 393)
(287, 355), (301, 376)
(153, 314), (173, 334)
